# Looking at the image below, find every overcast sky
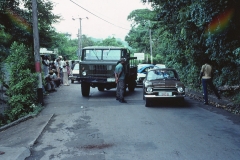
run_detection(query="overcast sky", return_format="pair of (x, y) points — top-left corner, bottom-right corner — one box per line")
(51, 0), (150, 40)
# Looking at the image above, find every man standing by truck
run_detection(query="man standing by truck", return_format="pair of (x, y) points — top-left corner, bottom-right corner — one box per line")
(115, 58), (127, 103)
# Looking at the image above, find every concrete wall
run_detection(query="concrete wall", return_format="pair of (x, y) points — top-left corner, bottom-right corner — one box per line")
(0, 63), (10, 115)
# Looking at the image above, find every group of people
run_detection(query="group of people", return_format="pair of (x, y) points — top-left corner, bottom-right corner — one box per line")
(42, 55), (72, 92)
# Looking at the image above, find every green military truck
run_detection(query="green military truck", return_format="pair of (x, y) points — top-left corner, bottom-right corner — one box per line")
(78, 46), (137, 97)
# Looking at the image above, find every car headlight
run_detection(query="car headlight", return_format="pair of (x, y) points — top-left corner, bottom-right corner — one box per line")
(146, 87), (153, 92)
(82, 71), (87, 76)
(144, 81), (152, 86)
(177, 87), (184, 93)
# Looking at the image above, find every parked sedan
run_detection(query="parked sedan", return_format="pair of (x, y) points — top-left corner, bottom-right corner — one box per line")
(136, 64), (155, 85)
(143, 68), (185, 107)
(69, 63), (80, 83)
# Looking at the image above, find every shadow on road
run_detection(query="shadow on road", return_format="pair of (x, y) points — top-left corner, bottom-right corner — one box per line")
(145, 98), (192, 108)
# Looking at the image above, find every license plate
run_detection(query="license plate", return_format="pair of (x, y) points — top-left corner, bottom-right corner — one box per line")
(158, 92), (172, 96)
(107, 78), (115, 82)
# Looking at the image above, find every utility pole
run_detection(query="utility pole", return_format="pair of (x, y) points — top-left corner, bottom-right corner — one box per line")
(78, 27), (81, 60)
(72, 17), (88, 60)
(149, 20), (153, 64)
(32, 0), (43, 105)
(79, 18), (82, 60)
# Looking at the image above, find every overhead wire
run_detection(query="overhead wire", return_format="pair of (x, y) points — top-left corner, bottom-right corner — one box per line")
(70, 0), (130, 31)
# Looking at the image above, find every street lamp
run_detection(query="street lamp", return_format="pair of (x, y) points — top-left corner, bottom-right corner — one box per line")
(72, 16), (88, 60)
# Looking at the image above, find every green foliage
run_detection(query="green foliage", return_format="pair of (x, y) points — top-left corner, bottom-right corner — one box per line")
(50, 33), (127, 61)
(232, 91), (240, 105)
(95, 37), (124, 47)
(0, 0), (60, 53)
(0, 24), (11, 62)
(5, 42), (38, 122)
(129, 0), (240, 93)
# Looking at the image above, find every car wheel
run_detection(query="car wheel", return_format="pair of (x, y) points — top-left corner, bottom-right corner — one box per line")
(71, 80), (74, 83)
(179, 98), (185, 106)
(143, 87), (145, 100)
(145, 98), (151, 107)
(128, 80), (136, 92)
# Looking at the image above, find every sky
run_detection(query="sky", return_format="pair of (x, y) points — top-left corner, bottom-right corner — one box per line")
(51, 0), (151, 40)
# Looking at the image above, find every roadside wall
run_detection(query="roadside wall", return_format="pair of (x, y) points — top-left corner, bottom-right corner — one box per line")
(0, 63), (10, 115)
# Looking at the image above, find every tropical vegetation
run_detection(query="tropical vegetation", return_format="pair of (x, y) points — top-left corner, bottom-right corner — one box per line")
(126, 0), (240, 102)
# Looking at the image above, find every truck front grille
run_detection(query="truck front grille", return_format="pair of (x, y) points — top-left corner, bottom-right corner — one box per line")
(89, 65), (107, 74)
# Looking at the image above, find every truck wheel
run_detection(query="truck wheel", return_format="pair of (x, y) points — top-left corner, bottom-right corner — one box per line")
(128, 81), (136, 92)
(81, 82), (90, 97)
(98, 86), (104, 91)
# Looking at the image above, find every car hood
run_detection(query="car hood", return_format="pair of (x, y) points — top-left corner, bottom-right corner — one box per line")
(137, 73), (146, 78)
(72, 70), (79, 74)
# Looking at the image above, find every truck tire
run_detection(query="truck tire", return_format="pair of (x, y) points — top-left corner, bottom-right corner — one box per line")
(81, 82), (90, 97)
(98, 86), (104, 91)
(128, 80), (136, 92)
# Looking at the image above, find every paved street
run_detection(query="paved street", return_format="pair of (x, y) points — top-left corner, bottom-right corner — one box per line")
(1, 82), (240, 160)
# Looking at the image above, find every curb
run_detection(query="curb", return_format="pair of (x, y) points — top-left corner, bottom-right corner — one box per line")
(28, 114), (54, 147)
(0, 114), (54, 160)
(0, 114), (36, 132)
(186, 89), (240, 115)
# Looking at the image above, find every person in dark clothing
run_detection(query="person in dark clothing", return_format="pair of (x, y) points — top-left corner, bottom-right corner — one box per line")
(115, 58), (126, 103)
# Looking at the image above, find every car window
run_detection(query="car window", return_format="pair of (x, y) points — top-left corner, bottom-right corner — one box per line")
(147, 70), (176, 80)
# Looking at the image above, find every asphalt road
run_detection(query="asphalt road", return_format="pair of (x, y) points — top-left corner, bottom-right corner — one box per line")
(24, 82), (240, 160)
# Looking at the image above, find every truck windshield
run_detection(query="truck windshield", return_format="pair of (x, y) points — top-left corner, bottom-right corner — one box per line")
(83, 49), (121, 60)
(103, 49), (121, 60)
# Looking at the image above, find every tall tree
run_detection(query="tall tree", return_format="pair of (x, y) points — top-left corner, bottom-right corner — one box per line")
(135, 0), (240, 86)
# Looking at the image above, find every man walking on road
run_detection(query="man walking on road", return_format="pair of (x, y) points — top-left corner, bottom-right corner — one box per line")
(115, 58), (127, 103)
(199, 58), (221, 105)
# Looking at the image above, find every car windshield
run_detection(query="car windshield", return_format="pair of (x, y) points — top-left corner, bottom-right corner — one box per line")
(147, 70), (177, 80)
(83, 49), (121, 60)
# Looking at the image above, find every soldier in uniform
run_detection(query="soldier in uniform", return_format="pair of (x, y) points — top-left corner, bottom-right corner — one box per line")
(115, 58), (127, 103)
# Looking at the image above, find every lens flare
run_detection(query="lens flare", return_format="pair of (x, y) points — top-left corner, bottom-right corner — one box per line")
(204, 8), (234, 36)
(6, 9), (32, 33)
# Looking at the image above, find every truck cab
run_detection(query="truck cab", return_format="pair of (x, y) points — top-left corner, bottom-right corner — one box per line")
(79, 46), (137, 97)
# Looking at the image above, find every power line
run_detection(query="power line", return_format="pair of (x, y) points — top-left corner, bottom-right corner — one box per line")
(70, 0), (130, 31)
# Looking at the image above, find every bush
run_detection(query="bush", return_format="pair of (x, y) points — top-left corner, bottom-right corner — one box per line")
(5, 42), (39, 122)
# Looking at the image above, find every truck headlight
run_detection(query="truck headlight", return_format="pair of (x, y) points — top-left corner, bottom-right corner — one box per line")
(82, 71), (87, 76)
